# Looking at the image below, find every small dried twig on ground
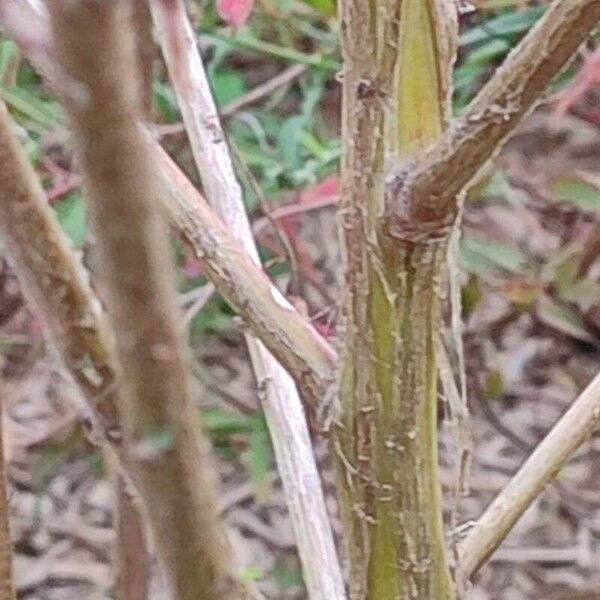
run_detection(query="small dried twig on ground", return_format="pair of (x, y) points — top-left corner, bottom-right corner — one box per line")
(460, 370), (600, 576)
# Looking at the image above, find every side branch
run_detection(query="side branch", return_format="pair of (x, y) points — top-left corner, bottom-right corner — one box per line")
(459, 371), (600, 576)
(386, 0), (600, 239)
(154, 143), (338, 415)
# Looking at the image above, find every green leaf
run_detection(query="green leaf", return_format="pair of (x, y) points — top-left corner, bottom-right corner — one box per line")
(459, 7), (545, 47)
(461, 275), (482, 316)
(465, 38), (511, 65)
(135, 427), (176, 459)
(485, 369), (504, 401)
(273, 559), (304, 591)
(554, 260), (577, 296)
(302, 0), (336, 16)
(241, 565), (263, 583)
(53, 193), (87, 248)
(278, 114), (306, 168)
(0, 39), (19, 84)
(153, 81), (180, 123)
(552, 178), (600, 212)
(188, 306), (233, 339)
(1, 86), (61, 129)
(212, 70), (248, 107)
(248, 416), (272, 498)
(536, 295), (593, 343)
(201, 408), (255, 437)
(560, 278), (600, 312)
(461, 233), (529, 275)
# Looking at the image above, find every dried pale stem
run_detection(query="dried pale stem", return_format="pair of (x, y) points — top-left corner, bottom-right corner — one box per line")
(0, 382), (17, 600)
(387, 0), (600, 236)
(459, 371), (600, 576)
(150, 2), (345, 597)
(48, 1), (258, 598)
(154, 142), (337, 413)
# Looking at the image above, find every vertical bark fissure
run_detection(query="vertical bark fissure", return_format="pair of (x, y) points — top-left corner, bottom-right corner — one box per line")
(334, 1), (457, 598)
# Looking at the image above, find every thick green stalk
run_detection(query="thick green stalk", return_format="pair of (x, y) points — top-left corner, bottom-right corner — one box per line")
(334, 1), (457, 598)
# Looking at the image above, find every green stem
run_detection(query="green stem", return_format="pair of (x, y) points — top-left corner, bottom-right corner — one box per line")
(333, 1), (458, 597)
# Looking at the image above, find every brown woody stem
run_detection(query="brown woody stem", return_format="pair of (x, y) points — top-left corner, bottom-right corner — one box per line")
(0, 56), (148, 600)
(48, 1), (258, 598)
(0, 101), (120, 444)
(0, 0), (339, 418)
(154, 143), (338, 418)
(149, 2), (345, 595)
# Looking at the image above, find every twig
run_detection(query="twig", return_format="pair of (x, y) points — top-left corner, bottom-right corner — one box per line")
(48, 2), (259, 598)
(386, 0), (600, 242)
(221, 63), (307, 117)
(162, 62), (307, 131)
(113, 470), (151, 600)
(490, 545), (588, 566)
(154, 144), (338, 410)
(149, 2), (345, 598)
(459, 370), (600, 576)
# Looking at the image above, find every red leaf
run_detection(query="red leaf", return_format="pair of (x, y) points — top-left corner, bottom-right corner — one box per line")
(554, 48), (600, 118)
(184, 248), (205, 278)
(275, 175), (340, 244)
(217, 0), (255, 28)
